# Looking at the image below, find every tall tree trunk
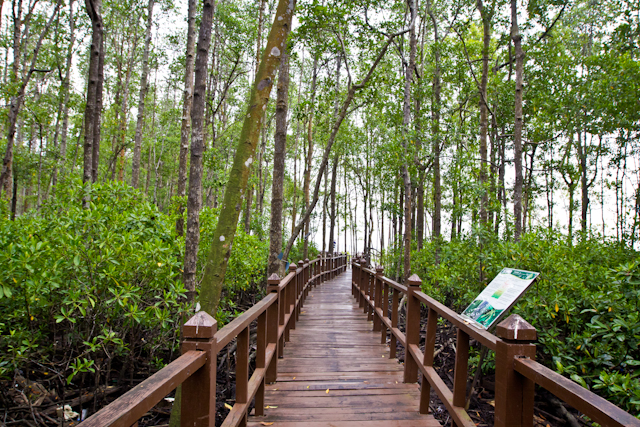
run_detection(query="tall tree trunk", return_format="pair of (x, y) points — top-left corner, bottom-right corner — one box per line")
(176, 0), (197, 235)
(183, 0), (217, 300)
(329, 154), (339, 253)
(91, 26), (104, 183)
(400, 0), (417, 281)
(52, 0), (75, 190)
(83, 0), (103, 196)
(268, 43), (290, 275)
(302, 57), (319, 259)
(427, 0), (441, 260)
(477, 0), (491, 228)
(198, 0), (296, 315)
(0, 0), (60, 196)
(131, 0), (154, 188)
(511, 0), (524, 241)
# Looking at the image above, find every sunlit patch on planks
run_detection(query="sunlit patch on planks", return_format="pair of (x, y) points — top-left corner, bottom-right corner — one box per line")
(248, 270), (439, 427)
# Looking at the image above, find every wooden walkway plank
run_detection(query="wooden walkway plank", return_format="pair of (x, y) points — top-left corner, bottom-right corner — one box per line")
(248, 269), (439, 426)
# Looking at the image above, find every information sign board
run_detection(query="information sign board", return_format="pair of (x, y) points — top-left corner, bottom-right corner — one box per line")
(461, 268), (539, 329)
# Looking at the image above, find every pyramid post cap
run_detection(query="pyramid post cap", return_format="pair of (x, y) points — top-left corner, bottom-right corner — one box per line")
(496, 314), (537, 341)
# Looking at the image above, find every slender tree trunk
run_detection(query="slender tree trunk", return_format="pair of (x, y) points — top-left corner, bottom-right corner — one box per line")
(176, 0), (197, 235)
(82, 0), (104, 199)
(268, 43), (290, 275)
(52, 0), (75, 190)
(198, 0), (296, 315)
(477, 0), (491, 228)
(183, 0), (217, 300)
(0, 1), (60, 196)
(427, 0), (441, 260)
(302, 57), (319, 259)
(131, 0), (154, 188)
(91, 27), (104, 183)
(512, 0), (524, 241)
(329, 154), (339, 253)
(400, 0), (417, 281)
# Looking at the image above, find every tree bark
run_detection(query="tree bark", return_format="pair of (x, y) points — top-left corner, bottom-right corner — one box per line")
(131, 0), (155, 188)
(268, 43), (290, 275)
(427, 0), (441, 260)
(183, 0), (217, 300)
(83, 0), (103, 198)
(400, 0), (417, 281)
(198, 0), (296, 315)
(477, 0), (491, 228)
(52, 0), (76, 190)
(0, 0), (60, 196)
(511, 0), (524, 241)
(302, 56), (319, 259)
(175, 0), (197, 235)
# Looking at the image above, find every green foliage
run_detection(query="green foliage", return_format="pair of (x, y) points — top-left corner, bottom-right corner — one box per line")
(409, 229), (640, 411)
(0, 179), (187, 381)
(0, 180), (272, 383)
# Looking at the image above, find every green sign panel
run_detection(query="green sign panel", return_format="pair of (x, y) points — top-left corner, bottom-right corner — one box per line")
(461, 268), (539, 329)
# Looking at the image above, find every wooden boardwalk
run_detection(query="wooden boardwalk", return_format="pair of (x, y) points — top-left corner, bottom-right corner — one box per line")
(248, 270), (439, 427)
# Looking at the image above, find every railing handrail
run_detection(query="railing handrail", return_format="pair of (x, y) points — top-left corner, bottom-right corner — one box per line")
(79, 253), (348, 427)
(351, 258), (640, 427)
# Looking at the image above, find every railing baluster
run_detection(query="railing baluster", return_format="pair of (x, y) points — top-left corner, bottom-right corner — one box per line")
(390, 287), (399, 359)
(404, 274), (422, 383)
(267, 274), (282, 370)
(181, 312), (217, 427)
(451, 328), (470, 426)
(373, 266), (383, 332)
(236, 326), (250, 426)
(421, 307), (438, 413)
(381, 276), (389, 344)
(254, 310), (267, 416)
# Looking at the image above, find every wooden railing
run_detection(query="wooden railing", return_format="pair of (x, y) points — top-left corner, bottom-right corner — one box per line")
(351, 257), (640, 427)
(78, 252), (347, 427)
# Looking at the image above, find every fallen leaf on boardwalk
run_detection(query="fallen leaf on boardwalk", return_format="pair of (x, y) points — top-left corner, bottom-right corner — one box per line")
(488, 400), (495, 407)
(326, 389), (330, 393)
(306, 386), (310, 389)
(382, 355), (385, 357)
(292, 377), (296, 379)
(265, 405), (278, 409)
(261, 423), (274, 426)
(224, 403), (233, 410)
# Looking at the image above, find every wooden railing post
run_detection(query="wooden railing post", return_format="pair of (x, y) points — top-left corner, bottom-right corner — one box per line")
(304, 258), (310, 298)
(390, 285), (399, 359)
(420, 306), (438, 414)
(404, 274), (422, 383)
(373, 265), (383, 332)
(494, 314), (537, 427)
(267, 273), (282, 367)
(354, 258), (360, 299)
(181, 312), (217, 427)
(285, 263), (296, 341)
(358, 258), (366, 308)
(296, 260), (304, 320)
(381, 271), (389, 345)
(366, 266), (374, 321)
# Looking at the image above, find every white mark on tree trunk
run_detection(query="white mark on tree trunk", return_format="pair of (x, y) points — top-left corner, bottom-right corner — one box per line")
(245, 157), (253, 167)
(220, 235), (225, 242)
(271, 46), (281, 57)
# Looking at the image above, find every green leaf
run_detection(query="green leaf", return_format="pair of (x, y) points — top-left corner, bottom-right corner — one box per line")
(73, 254), (80, 267)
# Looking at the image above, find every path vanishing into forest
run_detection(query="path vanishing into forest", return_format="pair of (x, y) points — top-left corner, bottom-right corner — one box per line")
(247, 270), (439, 427)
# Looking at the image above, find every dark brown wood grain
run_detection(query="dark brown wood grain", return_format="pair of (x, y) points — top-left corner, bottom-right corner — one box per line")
(78, 351), (206, 427)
